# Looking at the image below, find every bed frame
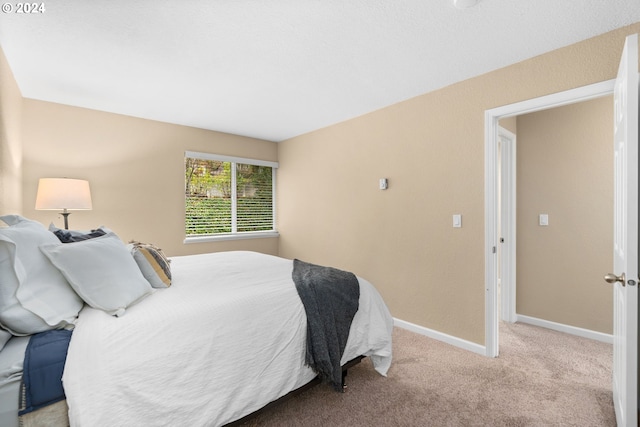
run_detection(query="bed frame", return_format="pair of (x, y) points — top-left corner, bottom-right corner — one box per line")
(225, 356), (365, 426)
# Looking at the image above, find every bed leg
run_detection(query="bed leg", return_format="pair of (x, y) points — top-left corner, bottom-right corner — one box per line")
(340, 355), (363, 393)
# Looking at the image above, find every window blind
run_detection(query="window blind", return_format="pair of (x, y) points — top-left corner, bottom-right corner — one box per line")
(185, 152), (277, 237)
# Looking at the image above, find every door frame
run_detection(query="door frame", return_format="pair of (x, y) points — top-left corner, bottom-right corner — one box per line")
(484, 79), (615, 357)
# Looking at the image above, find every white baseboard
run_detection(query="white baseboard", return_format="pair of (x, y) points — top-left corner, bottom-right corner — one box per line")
(393, 318), (487, 356)
(393, 315), (613, 357)
(516, 314), (613, 344)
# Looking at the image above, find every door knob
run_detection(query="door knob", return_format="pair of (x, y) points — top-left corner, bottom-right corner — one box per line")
(604, 272), (626, 286)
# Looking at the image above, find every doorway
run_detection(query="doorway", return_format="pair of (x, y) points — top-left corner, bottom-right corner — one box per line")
(484, 79), (615, 357)
(497, 97), (614, 340)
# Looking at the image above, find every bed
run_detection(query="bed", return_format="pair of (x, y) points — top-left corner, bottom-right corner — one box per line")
(0, 215), (393, 427)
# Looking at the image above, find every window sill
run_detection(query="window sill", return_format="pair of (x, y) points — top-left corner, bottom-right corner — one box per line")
(184, 231), (279, 244)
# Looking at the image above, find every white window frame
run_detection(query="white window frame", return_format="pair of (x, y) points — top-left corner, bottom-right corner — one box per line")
(184, 151), (279, 243)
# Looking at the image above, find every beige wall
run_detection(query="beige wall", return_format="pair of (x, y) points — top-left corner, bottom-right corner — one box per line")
(20, 100), (279, 257)
(0, 46), (22, 214)
(516, 97), (613, 334)
(499, 116), (517, 135)
(278, 23), (640, 345)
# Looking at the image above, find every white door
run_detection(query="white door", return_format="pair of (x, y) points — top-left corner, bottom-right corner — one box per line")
(608, 33), (639, 427)
(498, 127), (516, 324)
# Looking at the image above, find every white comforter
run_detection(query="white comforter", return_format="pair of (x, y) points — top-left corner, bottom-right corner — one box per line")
(62, 251), (393, 426)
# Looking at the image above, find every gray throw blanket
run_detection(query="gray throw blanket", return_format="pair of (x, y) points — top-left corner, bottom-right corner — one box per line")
(292, 259), (360, 391)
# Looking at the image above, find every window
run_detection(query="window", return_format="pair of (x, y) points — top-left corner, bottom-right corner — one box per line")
(184, 151), (278, 242)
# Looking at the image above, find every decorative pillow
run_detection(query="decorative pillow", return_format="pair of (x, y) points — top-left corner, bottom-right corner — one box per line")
(48, 223), (109, 243)
(0, 215), (84, 335)
(0, 328), (11, 351)
(128, 241), (172, 288)
(40, 233), (154, 317)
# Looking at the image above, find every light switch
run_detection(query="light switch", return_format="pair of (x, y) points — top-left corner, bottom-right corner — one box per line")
(539, 214), (549, 226)
(453, 214), (462, 228)
(379, 178), (388, 190)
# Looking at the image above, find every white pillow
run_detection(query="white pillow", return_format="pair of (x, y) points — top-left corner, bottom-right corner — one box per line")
(0, 215), (84, 335)
(0, 328), (11, 351)
(40, 233), (154, 316)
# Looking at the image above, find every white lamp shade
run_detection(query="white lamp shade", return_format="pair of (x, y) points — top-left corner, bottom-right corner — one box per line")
(35, 178), (93, 210)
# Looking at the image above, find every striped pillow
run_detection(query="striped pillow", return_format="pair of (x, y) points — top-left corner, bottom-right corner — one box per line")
(128, 242), (172, 288)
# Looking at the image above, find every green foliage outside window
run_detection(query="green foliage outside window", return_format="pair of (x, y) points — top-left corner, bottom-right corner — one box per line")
(185, 157), (274, 236)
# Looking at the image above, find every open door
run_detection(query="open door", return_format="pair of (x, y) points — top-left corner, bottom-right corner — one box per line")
(606, 33), (639, 427)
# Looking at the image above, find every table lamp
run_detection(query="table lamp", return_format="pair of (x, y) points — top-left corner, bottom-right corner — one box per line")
(35, 178), (92, 229)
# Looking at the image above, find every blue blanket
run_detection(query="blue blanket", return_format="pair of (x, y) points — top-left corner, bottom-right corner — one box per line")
(19, 329), (72, 415)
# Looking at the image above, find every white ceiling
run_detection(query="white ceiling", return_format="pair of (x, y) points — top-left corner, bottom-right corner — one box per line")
(1, 1), (639, 142)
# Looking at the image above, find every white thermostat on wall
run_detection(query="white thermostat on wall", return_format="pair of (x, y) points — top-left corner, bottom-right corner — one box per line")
(379, 178), (388, 190)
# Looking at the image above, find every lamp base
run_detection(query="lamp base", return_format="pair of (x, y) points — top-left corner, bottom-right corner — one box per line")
(61, 212), (71, 230)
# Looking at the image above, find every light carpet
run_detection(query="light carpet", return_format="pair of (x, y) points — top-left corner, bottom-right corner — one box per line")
(241, 322), (614, 426)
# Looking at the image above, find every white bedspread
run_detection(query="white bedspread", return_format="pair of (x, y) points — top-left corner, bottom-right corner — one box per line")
(62, 251), (393, 426)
